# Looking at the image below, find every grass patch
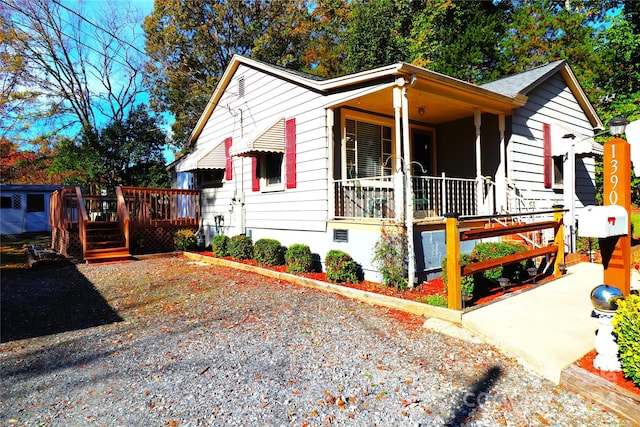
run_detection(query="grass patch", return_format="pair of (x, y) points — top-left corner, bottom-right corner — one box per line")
(0, 233), (51, 270)
(632, 212), (640, 237)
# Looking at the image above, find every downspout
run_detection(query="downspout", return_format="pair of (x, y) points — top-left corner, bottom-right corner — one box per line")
(327, 108), (335, 222)
(399, 76), (417, 288)
(238, 108), (246, 234)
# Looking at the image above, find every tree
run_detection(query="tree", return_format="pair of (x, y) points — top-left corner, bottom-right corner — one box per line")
(341, 0), (413, 73)
(99, 105), (169, 189)
(143, 0), (315, 149)
(409, 0), (509, 83)
(1, 0), (147, 144)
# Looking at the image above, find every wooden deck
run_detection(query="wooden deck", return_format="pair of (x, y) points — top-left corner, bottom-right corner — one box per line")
(50, 186), (200, 262)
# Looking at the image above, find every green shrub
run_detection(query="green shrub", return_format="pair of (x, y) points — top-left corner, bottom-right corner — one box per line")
(228, 235), (253, 260)
(285, 244), (314, 274)
(325, 249), (358, 284)
(211, 234), (229, 257)
(612, 294), (640, 387)
(418, 294), (448, 307)
(471, 242), (533, 282)
(254, 238), (285, 266)
(372, 225), (408, 290)
(173, 229), (197, 251)
(441, 253), (476, 298)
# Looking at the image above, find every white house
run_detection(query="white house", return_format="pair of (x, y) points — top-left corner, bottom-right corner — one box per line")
(0, 184), (62, 235)
(171, 56), (603, 283)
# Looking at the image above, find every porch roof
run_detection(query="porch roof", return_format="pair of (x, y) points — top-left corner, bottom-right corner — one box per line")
(174, 142), (226, 172)
(229, 117), (285, 157)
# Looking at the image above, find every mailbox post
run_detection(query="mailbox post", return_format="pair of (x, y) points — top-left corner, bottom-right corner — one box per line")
(602, 119), (631, 296)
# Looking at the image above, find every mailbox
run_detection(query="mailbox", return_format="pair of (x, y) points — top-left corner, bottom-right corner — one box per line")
(579, 205), (628, 238)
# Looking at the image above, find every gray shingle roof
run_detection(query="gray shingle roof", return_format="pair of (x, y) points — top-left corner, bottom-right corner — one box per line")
(480, 60), (566, 97)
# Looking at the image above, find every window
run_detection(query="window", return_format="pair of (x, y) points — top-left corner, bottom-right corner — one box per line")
(553, 156), (564, 188)
(26, 194), (45, 212)
(196, 169), (224, 188)
(1, 196), (12, 208)
(345, 118), (392, 179)
(255, 152), (284, 190)
(12, 194), (21, 209)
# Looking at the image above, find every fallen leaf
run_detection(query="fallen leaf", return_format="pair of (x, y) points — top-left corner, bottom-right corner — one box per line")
(534, 413), (550, 426)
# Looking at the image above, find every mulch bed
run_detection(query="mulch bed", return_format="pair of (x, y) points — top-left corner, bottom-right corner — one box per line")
(192, 252), (537, 308)
(573, 350), (640, 397)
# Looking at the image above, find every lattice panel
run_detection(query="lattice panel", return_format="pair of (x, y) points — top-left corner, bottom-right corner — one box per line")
(130, 225), (198, 254)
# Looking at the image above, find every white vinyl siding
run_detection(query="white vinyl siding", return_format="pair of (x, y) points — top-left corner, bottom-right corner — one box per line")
(508, 73), (597, 210)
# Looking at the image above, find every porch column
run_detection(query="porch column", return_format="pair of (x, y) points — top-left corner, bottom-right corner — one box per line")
(496, 114), (507, 212)
(474, 109), (484, 214)
(400, 80), (417, 288)
(393, 86), (404, 221)
(327, 108), (335, 220)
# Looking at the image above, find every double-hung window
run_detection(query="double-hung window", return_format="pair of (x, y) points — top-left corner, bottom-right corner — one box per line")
(345, 117), (393, 179)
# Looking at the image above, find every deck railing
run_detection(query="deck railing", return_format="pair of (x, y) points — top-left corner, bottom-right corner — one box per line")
(120, 186), (200, 226)
(115, 187), (130, 252)
(50, 186), (79, 230)
(333, 174), (482, 220)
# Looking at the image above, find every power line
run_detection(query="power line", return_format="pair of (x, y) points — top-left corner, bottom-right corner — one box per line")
(0, 0), (144, 72)
(50, 0), (147, 56)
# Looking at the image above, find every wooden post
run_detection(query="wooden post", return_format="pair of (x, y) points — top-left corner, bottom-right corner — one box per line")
(603, 137), (631, 296)
(445, 213), (462, 310)
(553, 206), (565, 278)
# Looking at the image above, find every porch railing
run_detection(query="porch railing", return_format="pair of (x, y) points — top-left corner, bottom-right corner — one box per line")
(334, 176), (395, 219)
(120, 186), (200, 226)
(333, 174), (484, 220)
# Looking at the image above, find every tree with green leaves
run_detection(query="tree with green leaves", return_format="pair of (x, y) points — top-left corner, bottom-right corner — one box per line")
(143, 0), (315, 149)
(341, 0), (413, 73)
(408, 0), (509, 83)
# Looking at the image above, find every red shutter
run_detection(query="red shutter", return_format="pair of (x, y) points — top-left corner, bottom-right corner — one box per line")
(543, 123), (552, 188)
(224, 137), (233, 181)
(285, 118), (297, 189)
(251, 156), (260, 191)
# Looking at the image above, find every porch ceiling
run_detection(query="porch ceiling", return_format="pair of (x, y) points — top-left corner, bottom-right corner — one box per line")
(339, 83), (518, 124)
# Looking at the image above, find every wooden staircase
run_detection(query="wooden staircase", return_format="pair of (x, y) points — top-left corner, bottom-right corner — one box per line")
(84, 221), (131, 264)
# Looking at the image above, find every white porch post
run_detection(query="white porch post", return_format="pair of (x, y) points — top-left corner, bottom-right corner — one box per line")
(400, 81), (417, 287)
(393, 85), (404, 221)
(496, 114), (507, 212)
(327, 109), (335, 221)
(474, 109), (484, 214)
(564, 142), (576, 253)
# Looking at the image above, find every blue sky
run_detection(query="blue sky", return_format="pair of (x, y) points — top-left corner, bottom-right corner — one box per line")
(66, 0), (177, 162)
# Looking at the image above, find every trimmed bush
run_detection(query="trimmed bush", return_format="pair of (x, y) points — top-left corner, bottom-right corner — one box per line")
(612, 294), (640, 386)
(372, 225), (408, 290)
(211, 234), (229, 257)
(173, 229), (197, 251)
(471, 242), (533, 282)
(325, 249), (358, 284)
(228, 235), (253, 260)
(285, 244), (314, 274)
(441, 253), (476, 298)
(254, 238), (285, 266)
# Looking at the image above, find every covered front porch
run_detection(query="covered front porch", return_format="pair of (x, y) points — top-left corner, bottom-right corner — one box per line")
(327, 64), (524, 223)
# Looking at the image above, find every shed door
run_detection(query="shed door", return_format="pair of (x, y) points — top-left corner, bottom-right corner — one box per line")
(25, 193), (49, 232)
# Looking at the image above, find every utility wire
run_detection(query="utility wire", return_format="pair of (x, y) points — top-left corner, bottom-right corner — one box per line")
(50, 0), (147, 56)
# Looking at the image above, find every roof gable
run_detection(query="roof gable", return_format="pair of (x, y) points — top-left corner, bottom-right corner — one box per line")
(481, 61), (603, 129)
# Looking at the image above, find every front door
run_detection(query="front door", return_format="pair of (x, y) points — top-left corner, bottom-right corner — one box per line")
(411, 129), (434, 176)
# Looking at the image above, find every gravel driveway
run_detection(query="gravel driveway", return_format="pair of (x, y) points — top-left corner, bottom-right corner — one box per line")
(0, 256), (629, 426)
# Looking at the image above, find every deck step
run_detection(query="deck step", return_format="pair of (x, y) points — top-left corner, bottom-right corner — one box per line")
(84, 247), (131, 264)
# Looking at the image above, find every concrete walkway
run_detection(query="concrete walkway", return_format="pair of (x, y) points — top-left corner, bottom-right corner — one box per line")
(460, 262), (636, 385)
